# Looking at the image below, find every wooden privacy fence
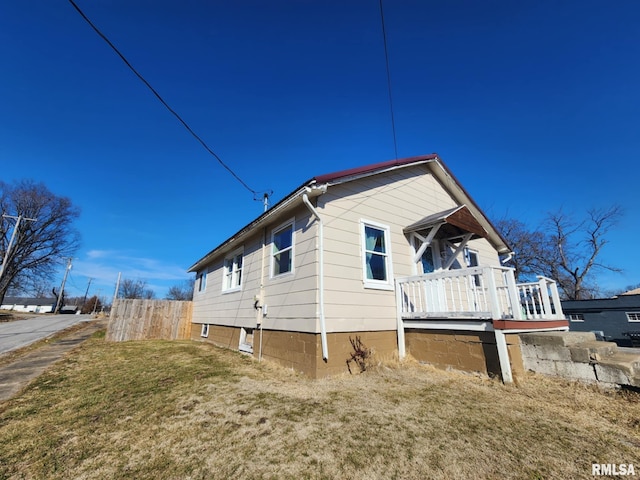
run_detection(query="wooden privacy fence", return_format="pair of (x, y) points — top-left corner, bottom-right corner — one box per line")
(106, 299), (192, 342)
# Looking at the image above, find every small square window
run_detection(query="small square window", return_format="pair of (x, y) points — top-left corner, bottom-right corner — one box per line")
(239, 327), (254, 353)
(567, 314), (585, 322)
(200, 324), (209, 337)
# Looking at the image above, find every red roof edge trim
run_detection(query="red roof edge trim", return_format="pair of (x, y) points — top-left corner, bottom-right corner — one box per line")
(313, 153), (439, 185)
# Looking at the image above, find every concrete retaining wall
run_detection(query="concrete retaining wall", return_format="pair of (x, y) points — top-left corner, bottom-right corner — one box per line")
(519, 331), (640, 388)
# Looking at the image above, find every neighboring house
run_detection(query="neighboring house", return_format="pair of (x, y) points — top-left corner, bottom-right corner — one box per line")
(189, 154), (568, 380)
(0, 297), (56, 313)
(563, 292), (640, 346)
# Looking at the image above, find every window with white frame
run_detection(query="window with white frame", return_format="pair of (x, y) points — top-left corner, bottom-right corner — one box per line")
(239, 327), (254, 353)
(361, 221), (393, 289)
(567, 313), (585, 322)
(223, 249), (243, 292)
(626, 312), (640, 322)
(196, 270), (207, 292)
(272, 221), (294, 277)
(200, 324), (209, 337)
(464, 247), (481, 286)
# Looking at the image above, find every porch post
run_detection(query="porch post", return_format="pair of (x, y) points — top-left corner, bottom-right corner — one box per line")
(494, 329), (513, 383)
(395, 280), (406, 359)
(504, 268), (523, 320)
(536, 276), (552, 318)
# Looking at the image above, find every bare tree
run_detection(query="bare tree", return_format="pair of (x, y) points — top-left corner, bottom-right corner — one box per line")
(494, 218), (547, 281)
(0, 180), (80, 305)
(497, 206), (622, 300)
(165, 278), (195, 301)
(119, 278), (155, 299)
(81, 295), (102, 314)
(544, 206), (622, 300)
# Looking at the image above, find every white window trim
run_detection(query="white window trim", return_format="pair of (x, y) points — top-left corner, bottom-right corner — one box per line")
(239, 327), (254, 353)
(464, 247), (479, 268)
(200, 324), (209, 337)
(270, 219), (295, 279)
(222, 247), (244, 293)
(626, 312), (640, 322)
(360, 219), (394, 291)
(410, 234), (442, 275)
(196, 270), (207, 293)
(567, 313), (585, 322)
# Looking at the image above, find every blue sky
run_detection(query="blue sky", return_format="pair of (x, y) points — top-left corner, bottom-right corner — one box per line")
(1, 1), (639, 300)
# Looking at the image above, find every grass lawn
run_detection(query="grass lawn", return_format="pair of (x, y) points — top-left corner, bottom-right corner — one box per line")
(1, 332), (639, 480)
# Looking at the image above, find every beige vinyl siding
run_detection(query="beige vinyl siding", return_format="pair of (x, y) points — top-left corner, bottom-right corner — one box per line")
(320, 164), (500, 332)
(191, 239), (262, 328)
(192, 206), (320, 333)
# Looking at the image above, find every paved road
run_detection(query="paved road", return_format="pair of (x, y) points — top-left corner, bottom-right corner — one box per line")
(0, 314), (94, 355)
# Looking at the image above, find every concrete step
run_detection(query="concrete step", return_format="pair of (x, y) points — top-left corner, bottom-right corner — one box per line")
(569, 341), (618, 363)
(594, 351), (640, 387)
(520, 331), (596, 347)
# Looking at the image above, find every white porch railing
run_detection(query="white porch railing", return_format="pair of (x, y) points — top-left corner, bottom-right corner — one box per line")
(395, 267), (564, 321)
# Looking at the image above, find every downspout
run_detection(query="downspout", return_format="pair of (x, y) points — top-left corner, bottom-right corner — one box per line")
(258, 227), (267, 361)
(501, 252), (514, 265)
(302, 186), (328, 361)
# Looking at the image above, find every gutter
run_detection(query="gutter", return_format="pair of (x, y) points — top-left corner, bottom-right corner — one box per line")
(302, 184), (329, 361)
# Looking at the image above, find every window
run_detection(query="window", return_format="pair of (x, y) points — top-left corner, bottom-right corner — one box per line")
(223, 250), (243, 292)
(413, 235), (437, 274)
(239, 327), (254, 353)
(272, 221), (294, 277)
(196, 270), (207, 292)
(200, 324), (209, 337)
(626, 312), (640, 322)
(361, 221), (393, 289)
(464, 247), (481, 286)
(567, 313), (585, 322)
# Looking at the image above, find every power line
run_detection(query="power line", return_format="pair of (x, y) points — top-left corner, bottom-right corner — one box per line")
(67, 0), (262, 197)
(379, 0), (399, 160)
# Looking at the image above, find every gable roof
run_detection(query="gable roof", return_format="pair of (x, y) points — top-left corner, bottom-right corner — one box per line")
(189, 154), (511, 272)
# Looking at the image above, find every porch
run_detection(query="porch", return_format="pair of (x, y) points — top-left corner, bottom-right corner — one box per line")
(395, 266), (568, 383)
(395, 266), (565, 322)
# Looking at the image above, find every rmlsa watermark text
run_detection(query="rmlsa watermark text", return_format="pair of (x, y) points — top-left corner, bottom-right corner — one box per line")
(592, 464), (635, 476)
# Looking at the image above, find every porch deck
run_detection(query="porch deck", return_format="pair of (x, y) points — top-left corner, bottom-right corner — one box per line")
(395, 266), (565, 323)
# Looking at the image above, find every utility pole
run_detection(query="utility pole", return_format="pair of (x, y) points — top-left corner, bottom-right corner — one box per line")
(54, 258), (73, 314)
(0, 214), (37, 286)
(112, 272), (121, 308)
(92, 289), (102, 315)
(82, 278), (93, 309)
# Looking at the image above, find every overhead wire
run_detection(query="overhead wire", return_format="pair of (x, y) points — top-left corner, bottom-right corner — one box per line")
(379, 0), (399, 160)
(67, 0), (265, 198)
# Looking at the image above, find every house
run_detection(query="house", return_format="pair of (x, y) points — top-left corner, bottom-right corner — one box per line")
(563, 291), (640, 346)
(0, 297), (56, 313)
(189, 154), (568, 380)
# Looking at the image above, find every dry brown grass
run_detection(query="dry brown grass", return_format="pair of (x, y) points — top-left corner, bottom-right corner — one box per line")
(1, 336), (639, 480)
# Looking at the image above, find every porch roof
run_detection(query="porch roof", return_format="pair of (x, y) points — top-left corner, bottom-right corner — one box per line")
(403, 205), (488, 240)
